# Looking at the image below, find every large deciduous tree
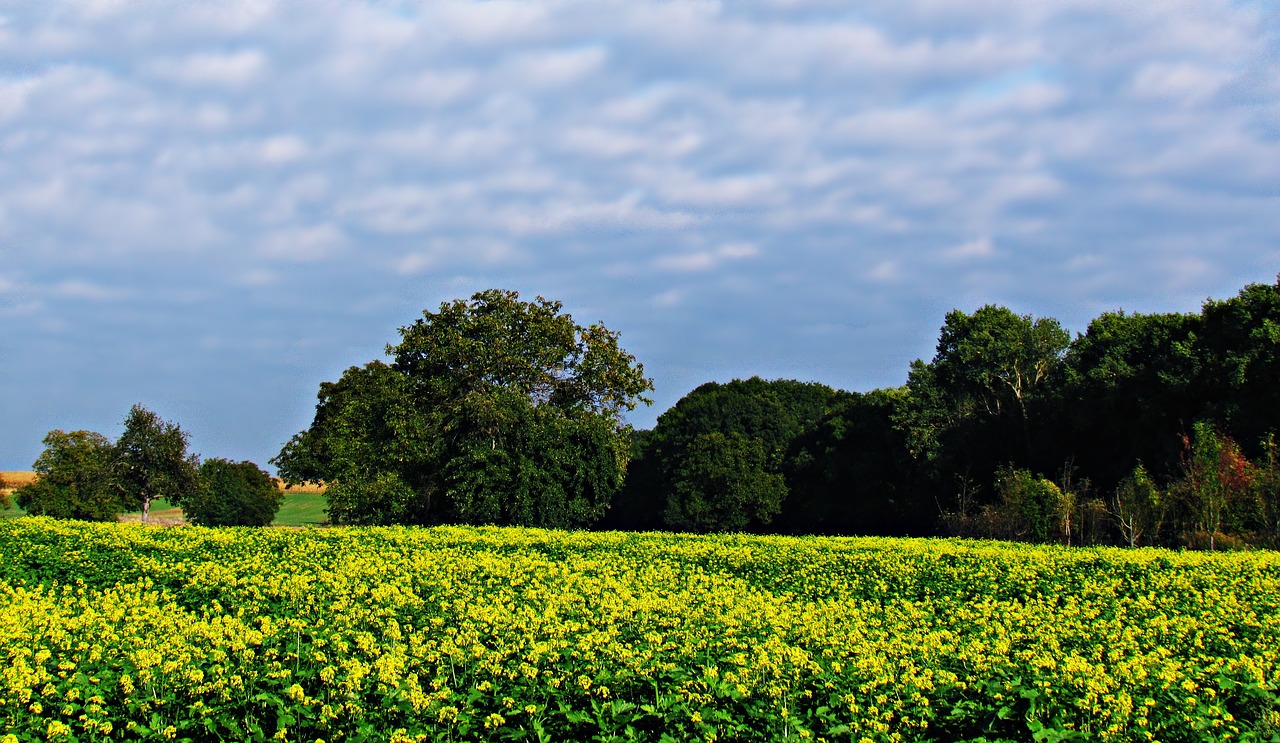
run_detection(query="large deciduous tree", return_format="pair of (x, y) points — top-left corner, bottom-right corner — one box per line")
(274, 289), (653, 527)
(16, 430), (119, 521)
(905, 306), (1069, 451)
(1060, 310), (1201, 489)
(115, 404), (199, 524)
(1195, 277), (1280, 451)
(899, 305), (1070, 514)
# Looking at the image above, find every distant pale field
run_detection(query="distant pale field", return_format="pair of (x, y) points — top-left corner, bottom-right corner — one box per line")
(1, 472), (327, 526)
(1, 471), (37, 490)
(2, 471), (324, 494)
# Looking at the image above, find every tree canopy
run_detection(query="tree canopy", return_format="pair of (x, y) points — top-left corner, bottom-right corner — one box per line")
(607, 377), (846, 533)
(115, 404), (199, 524)
(274, 289), (653, 528)
(15, 430), (118, 521)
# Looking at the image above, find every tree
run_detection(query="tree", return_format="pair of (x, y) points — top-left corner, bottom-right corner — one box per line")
(930, 306), (1070, 427)
(899, 306), (1070, 515)
(991, 467), (1075, 544)
(274, 361), (427, 523)
(15, 430), (119, 521)
(1111, 463), (1164, 548)
(275, 289), (653, 527)
(610, 377), (845, 533)
(0, 472), (8, 511)
(1061, 310), (1201, 490)
(1252, 434), (1280, 548)
(663, 432), (786, 533)
(779, 388), (932, 536)
(1195, 277), (1280, 451)
(1172, 422), (1253, 550)
(179, 459), (282, 527)
(115, 404), (199, 524)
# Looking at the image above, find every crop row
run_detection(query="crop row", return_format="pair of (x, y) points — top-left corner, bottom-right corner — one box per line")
(1, 518), (1278, 742)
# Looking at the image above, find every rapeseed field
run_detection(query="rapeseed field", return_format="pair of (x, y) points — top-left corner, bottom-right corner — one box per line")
(0, 518), (1277, 741)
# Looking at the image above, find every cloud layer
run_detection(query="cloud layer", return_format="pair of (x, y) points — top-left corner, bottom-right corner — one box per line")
(1, 1), (1277, 468)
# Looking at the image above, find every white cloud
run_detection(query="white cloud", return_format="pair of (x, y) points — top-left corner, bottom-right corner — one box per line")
(145, 49), (269, 88)
(656, 243), (760, 273)
(258, 134), (308, 164)
(259, 224), (347, 263)
(393, 239), (520, 276)
(868, 260), (898, 283)
(237, 269), (278, 287)
(50, 279), (127, 301)
(650, 288), (684, 308)
(502, 46), (608, 89)
(0, 0), (1277, 464)
(943, 237), (996, 261)
(1130, 63), (1232, 105)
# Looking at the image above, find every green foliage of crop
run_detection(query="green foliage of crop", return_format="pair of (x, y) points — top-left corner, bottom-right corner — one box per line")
(0, 519), (1278, 742)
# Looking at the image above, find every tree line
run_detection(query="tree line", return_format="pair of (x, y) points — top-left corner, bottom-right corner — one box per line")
(10, 278), (1279, 548)
(608, 277), (1280, 549)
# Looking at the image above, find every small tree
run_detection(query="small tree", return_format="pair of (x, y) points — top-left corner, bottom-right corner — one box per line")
(1173, 422), (1252, 550)
(1112, 463), (1163, 548)
(992, 466), (1074, 544)
(179, 459), (282, 527)
(115, 404), (199, 524)
(1252, 433), (1280, 548)
(16, 430), (119, 521)
(0, 472), (9, 511)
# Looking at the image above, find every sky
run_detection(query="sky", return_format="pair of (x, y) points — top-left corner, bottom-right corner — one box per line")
(1, 1), (1278, 471)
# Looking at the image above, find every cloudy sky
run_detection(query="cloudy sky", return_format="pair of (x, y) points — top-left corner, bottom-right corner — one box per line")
(1, 1), (1277, 471)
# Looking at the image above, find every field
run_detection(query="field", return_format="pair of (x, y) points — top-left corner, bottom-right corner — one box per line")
(1, 520), (1278, 742)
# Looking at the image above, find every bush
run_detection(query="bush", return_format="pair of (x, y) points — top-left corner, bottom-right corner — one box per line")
(181, 459), (282, 527)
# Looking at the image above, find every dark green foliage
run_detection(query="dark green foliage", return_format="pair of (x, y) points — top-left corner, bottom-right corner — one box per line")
(115, 404), (199, 524)
(992, 467), (1074, 544)
(1253, 434), (1280, 548)
(275, 361), (430, 523)
(940, 466), (1075, 544)
(325, 472), (418, 526)
(614, 377), (845, 533)
(1111, 463), (1166, 548)
(1060, 310), (1201, 488)
(180, 458), (282, 527)
(274, 289), (652, 528)
(15, 430), (119, 521)
(898, 306), (1070, 523)
(663, 432), (786, 532)
(779, 388), (931, 536)
(1195, 279), (1280, 452)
